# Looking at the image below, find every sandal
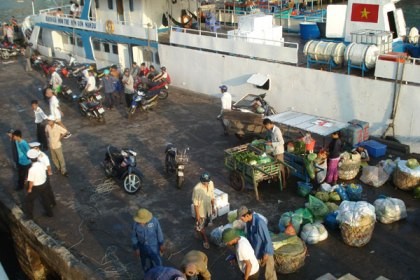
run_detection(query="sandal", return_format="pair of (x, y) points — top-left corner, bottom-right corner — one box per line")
(203, 242), (210, 249)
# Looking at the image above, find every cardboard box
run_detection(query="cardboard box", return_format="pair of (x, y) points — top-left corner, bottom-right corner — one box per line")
(214, 188), (229, 207)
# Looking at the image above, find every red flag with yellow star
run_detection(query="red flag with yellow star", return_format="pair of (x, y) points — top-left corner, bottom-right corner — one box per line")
(351, 3), (379, 23)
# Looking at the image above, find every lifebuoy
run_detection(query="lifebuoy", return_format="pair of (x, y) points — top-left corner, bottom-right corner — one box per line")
(105, 20), (115, 34)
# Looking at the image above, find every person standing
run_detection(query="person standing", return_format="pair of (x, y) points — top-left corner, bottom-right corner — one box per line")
(101, 69), (118, 110)
(216, 85), (232, 136)
(12, 130), (32, 191)
(50, 69), (63, 94)
(130, 62), (140, 78)
(131, 208), (165, 273)
(6, 24), (14, 44)
(222, 228), (260, 280)
(25, 149), (54, 219)
(24, 43), (33, 72)
(180, 250), (211, 280)
(45, 88), (71, 138)
(326, 131), (342, 185)
(237, 206), (277, 280)
(45, 115), (69, 177)
(122, 68), (134, 108)
(139, 62), (149, 77)
(263, 118), (286, 187)
(84, 70), (96, 94)
(29, 142), (55, 207)
(192, 172), (215, 249)
(31, 100), (49, 151)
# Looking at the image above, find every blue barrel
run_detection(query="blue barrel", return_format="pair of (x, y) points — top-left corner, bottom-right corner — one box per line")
(300, 22), (320, 40)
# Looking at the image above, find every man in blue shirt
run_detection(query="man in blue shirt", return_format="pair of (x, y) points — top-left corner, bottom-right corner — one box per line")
(131, 208), (165, 273)
(238, 205), (277, 280)
(12, 130), (31, 191)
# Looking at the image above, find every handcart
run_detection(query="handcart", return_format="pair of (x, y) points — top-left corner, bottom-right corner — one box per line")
(224, 143), (292, 201)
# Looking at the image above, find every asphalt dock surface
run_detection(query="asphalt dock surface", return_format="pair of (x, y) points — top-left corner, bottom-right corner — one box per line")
(0, 57), (419, 280)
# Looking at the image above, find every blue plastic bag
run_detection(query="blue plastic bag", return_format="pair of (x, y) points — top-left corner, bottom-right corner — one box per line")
(324, 212), (339, 230)
(336, 185), (349, 201)
(346, 183), (363, 201)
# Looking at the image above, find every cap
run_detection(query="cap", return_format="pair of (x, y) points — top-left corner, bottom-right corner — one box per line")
(47, 115), (56, 121)
(29, 142), (41, 148)
(219, 85), (228, 92)
(27, 149), (40, 159)
(237, 206), (249, 218)
(222, 228), (240, 244)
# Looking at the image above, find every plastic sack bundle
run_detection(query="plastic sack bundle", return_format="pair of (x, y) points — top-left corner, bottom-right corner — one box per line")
(227, 210), (238, 223)
(360, 166), (389, 187)
(379, 159), (398, 175)
(324, 212), (339, 230)
(232, 219), (246, 230)
(320, 183), (332, 192)
(336, 201), (376, 227)
(300, 222), (328, 244)
(325, 202), (339, 213)
(329, 192), (341, 202)
(373, 197), (407, 224)
(294, 208), (314, 225)
(297, 181), (313, 197)
(315, 191), (330, 202)
(210, 224), (232, 247)
(415, 187), (420, 199)
(278, 211), (302, 234)
(346, 183), (363, 201)
(306, 195), (329, 220)
(336, 185), (349, 201)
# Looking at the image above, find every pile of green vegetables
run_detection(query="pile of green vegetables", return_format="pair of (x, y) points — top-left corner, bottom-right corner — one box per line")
(233, 150), (273, 166)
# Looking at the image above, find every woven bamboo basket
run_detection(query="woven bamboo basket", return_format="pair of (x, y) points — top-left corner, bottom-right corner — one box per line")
(393, 167), (420, 191)
(340, 219), (375, 247)
(274, 241), (307, 274)
(338, 162), (361, 180)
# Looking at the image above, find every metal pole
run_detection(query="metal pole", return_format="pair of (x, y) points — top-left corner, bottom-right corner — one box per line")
(32, 0), (35, 15)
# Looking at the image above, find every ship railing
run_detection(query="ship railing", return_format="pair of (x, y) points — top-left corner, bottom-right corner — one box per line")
(39, 5), (72, 17)
(169, 26), (298, 65)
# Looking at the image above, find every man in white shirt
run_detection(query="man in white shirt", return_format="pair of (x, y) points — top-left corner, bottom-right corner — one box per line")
(31, 100), (48, 151)
(29, 142), (56, 207)
(84, 70), (97, 93)
(222, 228), (260, 280)
(24, 149), (54, 219)
(263, 118), (286, 187)
(45, 89), (71, 139)
(217, 85), (232, 136)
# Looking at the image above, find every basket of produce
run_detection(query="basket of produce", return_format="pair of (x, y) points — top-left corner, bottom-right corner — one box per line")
(393, 160), (420, 191)
(273, 236), (307, 274)
(338, 152), (361, 180)
(336, 201), (376, 247)
(340, 216), (375, 247)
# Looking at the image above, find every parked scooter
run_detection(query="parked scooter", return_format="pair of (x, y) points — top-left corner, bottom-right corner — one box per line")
(0, 46), (20, 59)
(127, 90), (159, 119)
(78, 90), (106, 122)
(136, 78), (169, 100)
(103, 146), (144, 194)
(165, 143), (189, 188)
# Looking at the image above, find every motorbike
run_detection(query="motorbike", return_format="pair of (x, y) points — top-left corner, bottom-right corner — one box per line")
(135, 77), (169, 100)
(0, 46), (20, 59)
(103, 146), (144, 194)
(165, 143), (189, 189)
(127, 89), (159, 119)
(78, 90), (106, 122)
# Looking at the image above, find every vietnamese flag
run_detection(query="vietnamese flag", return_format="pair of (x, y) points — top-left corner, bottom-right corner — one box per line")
(351, 3), (379, 23)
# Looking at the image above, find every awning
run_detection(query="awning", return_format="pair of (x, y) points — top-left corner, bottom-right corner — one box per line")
(268, 111), (349, 136)
(247, 73), (269, 87)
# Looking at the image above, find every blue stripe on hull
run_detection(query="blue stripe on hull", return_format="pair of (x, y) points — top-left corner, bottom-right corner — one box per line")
(35, 22), (158, 60)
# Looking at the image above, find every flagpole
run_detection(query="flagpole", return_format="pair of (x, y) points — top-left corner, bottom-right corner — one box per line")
(32, 0), (35, 15)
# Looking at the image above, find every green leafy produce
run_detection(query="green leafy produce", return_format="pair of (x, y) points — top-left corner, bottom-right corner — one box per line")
(414, 187), (420, 199)
(325, 202), (339, 213)
(406, 159), (420, 169)
(294, 208), (314, 225)
(304, 157), (316, 179)
(293, 141), (306, 155)
(307, 195), (329, 220)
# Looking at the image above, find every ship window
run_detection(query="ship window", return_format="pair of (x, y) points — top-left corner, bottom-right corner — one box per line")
(76, 37), (83, 47)
(129, 0), (134, 11)
(387, 11), (398, 39)
(95, 0), (99, 9)
(69, 36), (74, 45)
(103, 43), (110, 53)
(112, 45), (118, 54)
(80, 0), (84, 5)
(108, 0), (113, 10)
(93, 39), (101, 51)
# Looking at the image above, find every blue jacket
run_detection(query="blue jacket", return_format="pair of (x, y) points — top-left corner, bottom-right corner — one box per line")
(246, 212), (274, 259)
(144, 266), (185, 280)
(131, 217), (164, 254)
(15, 140), (31, 166)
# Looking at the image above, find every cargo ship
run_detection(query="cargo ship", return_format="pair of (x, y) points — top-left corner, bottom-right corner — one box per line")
(24, 0), (420, 152)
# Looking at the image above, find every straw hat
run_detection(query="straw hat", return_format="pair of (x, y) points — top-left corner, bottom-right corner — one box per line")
(133, 208), (153, 224)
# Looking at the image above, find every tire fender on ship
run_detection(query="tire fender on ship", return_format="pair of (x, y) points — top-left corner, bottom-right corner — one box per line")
(105, 20), (115, 34)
